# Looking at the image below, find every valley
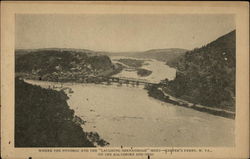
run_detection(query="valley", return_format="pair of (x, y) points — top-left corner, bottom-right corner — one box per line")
(15, 30), (236, 147)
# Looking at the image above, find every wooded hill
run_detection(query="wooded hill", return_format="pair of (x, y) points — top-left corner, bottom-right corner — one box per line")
(164, 30), (236, 111)
(15, 78), (109, 147)
(15, 49), (122, 81)
(104, 48), (187, 62)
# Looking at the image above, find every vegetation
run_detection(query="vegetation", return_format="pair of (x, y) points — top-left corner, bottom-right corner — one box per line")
(117, 58), (145, 68)
(163, 30), (236, 111)
(104, 48), (187, 62)
(146, 84), (179, 105)
(146, 84), (235, 119)
(15, 49), (122, 82)
(15, 78), (109, 147)
(166, 55), (183, 68)
(139, 48), (187, 62)
(137, 69), (152, 77)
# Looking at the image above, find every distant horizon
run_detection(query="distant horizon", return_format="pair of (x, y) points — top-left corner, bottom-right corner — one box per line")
(16, 14), (235, 52)
(15, 47), (189, 53)
(15, 29), (235, 53)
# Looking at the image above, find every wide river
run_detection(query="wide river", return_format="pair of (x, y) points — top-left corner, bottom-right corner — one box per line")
(24, 56), (235, 147)
(25, 80), (234, 147)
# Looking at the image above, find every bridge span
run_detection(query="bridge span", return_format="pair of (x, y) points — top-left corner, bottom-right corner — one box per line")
(34, 75), (156, 87)
(82, 76), (155, 87)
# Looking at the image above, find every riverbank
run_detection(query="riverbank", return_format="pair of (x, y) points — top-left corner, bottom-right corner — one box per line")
(15, 78), (109, 147)
(146, 84), (235, 119)
(25, 79), (235, 147)
(110, 56), (176, 83)
(24, 77), (236, 119)
(15, 62), (123, 84)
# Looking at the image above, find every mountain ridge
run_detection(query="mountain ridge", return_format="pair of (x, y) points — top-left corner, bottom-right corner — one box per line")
(163, 30), (236, 110)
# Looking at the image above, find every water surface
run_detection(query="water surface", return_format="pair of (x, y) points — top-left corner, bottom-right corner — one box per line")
(26, 80), (235, 147)
(111, 56), (176, 83)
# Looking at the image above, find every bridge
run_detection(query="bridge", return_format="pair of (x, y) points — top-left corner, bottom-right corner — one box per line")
(77, 76), (155, 87)
(36, 75), (156, 88)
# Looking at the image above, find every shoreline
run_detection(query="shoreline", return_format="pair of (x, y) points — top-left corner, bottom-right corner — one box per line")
(24, 78), (235, 119)
(17, 78), (110, 147)
(23, 78), (235, 146)
(146, 85), (235, 119)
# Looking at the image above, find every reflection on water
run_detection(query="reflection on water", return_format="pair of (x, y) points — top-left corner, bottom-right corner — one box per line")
(25, 80), (235, 147)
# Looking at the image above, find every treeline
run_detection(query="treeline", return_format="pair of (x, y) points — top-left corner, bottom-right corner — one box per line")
(137, 69), (152, 77)
(164, 30), (236, 111)
(117, 58), (145, 68)
(15, 49), (122, 81)
(106, 48), (187, 62)
(15, 78), (108, 147)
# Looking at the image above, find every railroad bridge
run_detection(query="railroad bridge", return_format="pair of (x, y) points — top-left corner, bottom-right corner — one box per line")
(83, 76), (155, 87)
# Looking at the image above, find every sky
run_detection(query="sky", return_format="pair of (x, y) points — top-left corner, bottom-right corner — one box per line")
(15, 14), (235, 52)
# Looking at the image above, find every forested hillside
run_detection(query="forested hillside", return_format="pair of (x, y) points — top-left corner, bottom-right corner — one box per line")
(15, 78), (94, 147)
(103, 48), (187, 62)
(164, 30), (236, 110)
(136, 48), (187, 62)
(15, 49), (122, 81)
(15, 78), (109, 147)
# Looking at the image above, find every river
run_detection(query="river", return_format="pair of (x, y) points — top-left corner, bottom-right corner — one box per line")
(23, 56), (234, 147)
(110, 56), (176, 83)
(25, 80), (235, 147)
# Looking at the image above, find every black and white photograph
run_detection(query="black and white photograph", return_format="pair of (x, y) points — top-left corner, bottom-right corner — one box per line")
(1, 2), (249, 159)
(14, 14), (236, 147)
